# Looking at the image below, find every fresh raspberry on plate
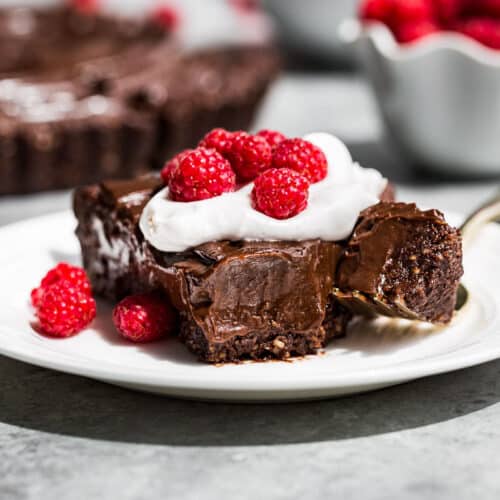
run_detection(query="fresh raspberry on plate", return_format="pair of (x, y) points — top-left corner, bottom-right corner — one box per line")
(169, 147), (236, 202)
(359, 0), (394, 24)
(36, 281), (96, 337)
(198, 128), (238, 159)
(112, 293), (177, 343)
(152, 5), (180, 30)
(161, 149), (193, 185)
(256, 129), (287, 150)
(228, 132), (273, 182)
(396, 20), (440, 43)
(31, 262), (92, 308)
(272, 138), (328, 184)
(252, 168), (310, 220)
(457, 17), (500, 49)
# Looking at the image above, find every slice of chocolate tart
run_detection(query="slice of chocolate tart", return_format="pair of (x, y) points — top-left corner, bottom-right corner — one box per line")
(73, 176), (463, 362)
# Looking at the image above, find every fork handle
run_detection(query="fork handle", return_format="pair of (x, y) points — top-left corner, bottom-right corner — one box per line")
(460, 193), (500, 250)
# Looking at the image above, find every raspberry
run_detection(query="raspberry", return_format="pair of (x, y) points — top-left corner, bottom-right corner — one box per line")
(252, 168), (310, 220)
(152, 5), (179, 30)
(112, 293), (177, 343)
(272, 138), (328, 184)
(161, 149), (193, 185)
(468, 0), (500, 18)
(36, 281), (96, 337)
(359, 0), (394, 24)
(169, 147), (236, 202)
(198, 128), (237, 158)
(228, 132), (272, 182)
(396, 20), (440, 43)
(70, 0), (99, 14)
(434, 0), (463, 25)
(31, 262), (92, 308)
(361, 0), (500, 44)
(392, 0), (434, 26)
(457, 17), (500, 49)
(256, 129), (287, 150)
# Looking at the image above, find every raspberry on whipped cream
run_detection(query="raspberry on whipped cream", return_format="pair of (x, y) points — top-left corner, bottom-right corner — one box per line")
(140, 132), (388, 252)
(169, 148), (236, 202)
(199, 128), (238, 159)
(228, 132), (273, 182)
(257, 129), (287, 150)
(161, 149), (193, 185)
(252, 168), (310, 219)
(272, 138), (328, 184)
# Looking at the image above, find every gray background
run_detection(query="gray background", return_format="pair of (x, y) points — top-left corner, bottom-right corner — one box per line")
(1, 72), (500, 500)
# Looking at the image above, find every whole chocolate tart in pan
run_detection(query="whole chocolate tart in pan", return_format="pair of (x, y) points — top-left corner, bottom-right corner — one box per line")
(0, 4), (280, 194)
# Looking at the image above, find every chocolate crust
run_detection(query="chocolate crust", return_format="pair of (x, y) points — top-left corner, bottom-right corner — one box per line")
(0, 7), (280, 194)
(179, 297), (350, 363)
(180, 322), (326, 363)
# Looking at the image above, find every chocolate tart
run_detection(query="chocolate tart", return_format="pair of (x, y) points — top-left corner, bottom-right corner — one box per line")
(0, 6), (280, 195)
(73, 175), (463, 363)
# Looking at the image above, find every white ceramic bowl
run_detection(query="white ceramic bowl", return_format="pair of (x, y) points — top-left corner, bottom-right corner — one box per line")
(262, 0), (358, 64)
(342, 19), (500, 176)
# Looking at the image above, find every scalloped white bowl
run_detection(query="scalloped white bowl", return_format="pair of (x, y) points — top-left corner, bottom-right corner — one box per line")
(342, 19), (500, 176)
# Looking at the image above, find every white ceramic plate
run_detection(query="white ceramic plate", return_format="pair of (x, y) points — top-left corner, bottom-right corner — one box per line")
(0, 211), (499, 402)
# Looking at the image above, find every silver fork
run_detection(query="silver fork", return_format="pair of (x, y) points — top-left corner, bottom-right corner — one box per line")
(456, 193), (500, 311)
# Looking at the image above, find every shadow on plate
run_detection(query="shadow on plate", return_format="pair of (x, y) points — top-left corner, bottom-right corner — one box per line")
(1, 354), (499, 447)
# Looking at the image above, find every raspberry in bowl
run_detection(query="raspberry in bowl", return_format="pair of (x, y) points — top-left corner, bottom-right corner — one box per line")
(341, 0), (500, 176)
(359, 0), (500, 48)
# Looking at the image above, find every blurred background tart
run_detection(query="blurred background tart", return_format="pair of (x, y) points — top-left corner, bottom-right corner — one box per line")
(0, 0), (280, 194)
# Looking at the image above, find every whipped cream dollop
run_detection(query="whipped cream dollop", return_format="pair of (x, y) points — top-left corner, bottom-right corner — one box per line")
(140, 133), (388, 252)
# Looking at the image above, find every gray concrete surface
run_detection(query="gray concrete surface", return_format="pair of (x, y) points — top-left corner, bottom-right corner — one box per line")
(1, 74), (499, 500)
